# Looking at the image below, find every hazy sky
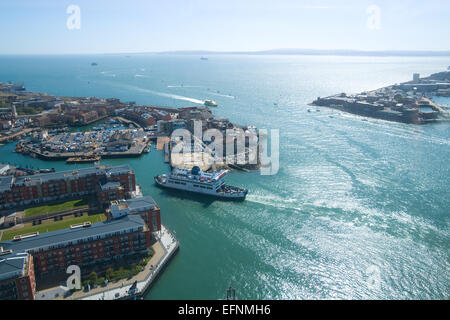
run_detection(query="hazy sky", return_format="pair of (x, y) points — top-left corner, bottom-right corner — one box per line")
(1, 0), (449, 54)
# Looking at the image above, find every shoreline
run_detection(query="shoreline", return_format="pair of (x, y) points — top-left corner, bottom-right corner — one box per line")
(311, 70), (450, 125)
(81, 225), (179, 301)
(37, 224), (179, 301)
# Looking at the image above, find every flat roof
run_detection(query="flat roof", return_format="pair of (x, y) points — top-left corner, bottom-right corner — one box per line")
(0, 251), (28, 282)
(0, 175), (13, 193)
(111, 196), (156, 212)
(110, 196), (156, 219)
(126, 196), (156, 210)
(0, 164), (133, 192)
(0, 214), (145, 254)
(100, 181), (122, 191)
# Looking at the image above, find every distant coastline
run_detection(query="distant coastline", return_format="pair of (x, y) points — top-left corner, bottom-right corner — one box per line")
(3, 48), (450, 57)
(154, 48), (450, 57)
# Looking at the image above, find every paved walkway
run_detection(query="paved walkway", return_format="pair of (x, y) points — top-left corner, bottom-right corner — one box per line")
(0, 128), (34, 142)
(156, 136), (170, 150)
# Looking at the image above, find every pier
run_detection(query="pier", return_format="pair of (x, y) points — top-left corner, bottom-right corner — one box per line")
(0, 128), (35, 143)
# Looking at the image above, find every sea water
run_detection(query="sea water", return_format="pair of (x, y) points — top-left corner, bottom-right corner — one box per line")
(0, 54), (448, 299)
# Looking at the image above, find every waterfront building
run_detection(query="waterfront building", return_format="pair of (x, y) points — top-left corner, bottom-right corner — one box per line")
(11, 104), (17, 119)
(0, 165), (136, 210)
(98, 181), (125, 203)
(0, 196), (161, 300)
(0, 164), (10, 175)
(109, 196), (161, 232)
(0, 248), (36, 300)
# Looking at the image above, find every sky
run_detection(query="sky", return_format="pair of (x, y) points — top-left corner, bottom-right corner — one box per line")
(0, 0), (449, 54)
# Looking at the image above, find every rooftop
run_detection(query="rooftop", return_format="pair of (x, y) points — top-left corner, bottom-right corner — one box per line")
(110, 196), (156, 218)
(0, 176), (13, 193)
(172, 167), (228, 181)
(99, 181), (122, 191)
(0, 214), (146, 255)
(0, 164), (133, 192)
(0, 250), (29, 282)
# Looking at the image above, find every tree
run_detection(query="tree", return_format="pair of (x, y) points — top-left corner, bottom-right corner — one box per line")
(97, 277), (105, 286)
(394, 94), (404, 103)
(106, 268), (114, 280)
(89, 271), (98, 282)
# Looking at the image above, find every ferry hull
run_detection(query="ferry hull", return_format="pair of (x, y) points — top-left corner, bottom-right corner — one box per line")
(154, 176), (247, 201)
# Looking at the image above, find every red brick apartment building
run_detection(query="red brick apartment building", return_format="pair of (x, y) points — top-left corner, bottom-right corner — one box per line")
(0, 196), (161, 300)
(0, 165), (136, 210)
(0, 249), (36, 300)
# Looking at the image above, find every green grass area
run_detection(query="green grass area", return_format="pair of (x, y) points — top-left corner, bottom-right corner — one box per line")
(0, 213), (106, 241)
(24, 198), (89, 218)
(0, 101), (11, 108)
(16, 106), (44, 115)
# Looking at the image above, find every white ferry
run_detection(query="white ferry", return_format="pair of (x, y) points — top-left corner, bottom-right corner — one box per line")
(204, 99), (218, 107)
(154, 166), (247, 200)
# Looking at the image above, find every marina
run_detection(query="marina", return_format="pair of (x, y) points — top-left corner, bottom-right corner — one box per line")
(16, 128), (151, 160)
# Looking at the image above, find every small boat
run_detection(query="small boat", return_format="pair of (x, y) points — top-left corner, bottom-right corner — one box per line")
(200, 57), (208, 61)
(91, 62), (98, 66)
(204, 99), (218, 107)
(67, 155), (101, 163)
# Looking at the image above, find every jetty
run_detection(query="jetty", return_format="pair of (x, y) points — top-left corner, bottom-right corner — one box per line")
(66, 155), (101, 163)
